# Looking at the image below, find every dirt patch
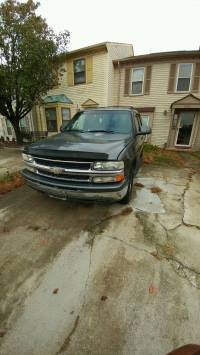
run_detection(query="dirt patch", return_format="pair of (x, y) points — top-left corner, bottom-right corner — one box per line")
(143, 144), (200, 171)
(0, 172), (24, 194)
(144, 145), (185, 167)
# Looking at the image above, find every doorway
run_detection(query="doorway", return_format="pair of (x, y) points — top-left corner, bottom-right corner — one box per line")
(175, 111), (196, 147)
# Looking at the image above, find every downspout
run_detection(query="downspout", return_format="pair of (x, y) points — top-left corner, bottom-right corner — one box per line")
(117, 60), (121, 106)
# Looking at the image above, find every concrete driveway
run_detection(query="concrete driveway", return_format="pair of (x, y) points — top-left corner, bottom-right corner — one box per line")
(0, 162), (200, 355)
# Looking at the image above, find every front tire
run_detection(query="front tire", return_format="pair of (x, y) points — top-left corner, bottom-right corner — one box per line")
(120, 168), (134, 204)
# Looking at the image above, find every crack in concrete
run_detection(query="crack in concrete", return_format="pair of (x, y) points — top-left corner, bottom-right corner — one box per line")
(104, 234), (152, 255)
(55, 235), (95, 354)
(56, 191), (200, 354)
(55, 208), (127, 354)
(105, 233), (200, 291)
(56, 315), (80, 354)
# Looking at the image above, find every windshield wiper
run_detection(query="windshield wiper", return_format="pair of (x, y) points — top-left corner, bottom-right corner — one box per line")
(87, 130), (115, 133)
(66, 129), (86, 133)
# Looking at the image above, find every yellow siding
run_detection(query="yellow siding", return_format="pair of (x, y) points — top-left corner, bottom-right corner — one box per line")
(49, 51), (109, 115)
(117, 62), (200, 147)
(67, 60), (74, 86)
(106, 43), (133, 106)
(86, 55), (93, 84)
(35, 43), (133, 130)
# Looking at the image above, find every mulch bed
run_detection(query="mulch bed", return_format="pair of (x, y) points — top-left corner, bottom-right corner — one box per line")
(0, 173), (25, 194)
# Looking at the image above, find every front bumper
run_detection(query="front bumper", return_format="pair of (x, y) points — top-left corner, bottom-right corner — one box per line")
(22, 169), (128, 202)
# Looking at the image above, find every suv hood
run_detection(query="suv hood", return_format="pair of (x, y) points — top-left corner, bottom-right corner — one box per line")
(27, 131), (131, 160)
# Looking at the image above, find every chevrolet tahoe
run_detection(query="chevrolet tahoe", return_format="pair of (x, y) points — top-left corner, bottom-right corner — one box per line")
(22, 107), (151, 203)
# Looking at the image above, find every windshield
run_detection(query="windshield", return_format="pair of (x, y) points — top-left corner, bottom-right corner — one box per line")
(65, 110), (133, 134)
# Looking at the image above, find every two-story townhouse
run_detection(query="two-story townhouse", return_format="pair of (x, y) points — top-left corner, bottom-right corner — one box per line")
(33, 42), (133, 134)
(113, 51), (200, 150)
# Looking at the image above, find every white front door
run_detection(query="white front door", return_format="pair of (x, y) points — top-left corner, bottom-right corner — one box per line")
(175, 111), (196, 147)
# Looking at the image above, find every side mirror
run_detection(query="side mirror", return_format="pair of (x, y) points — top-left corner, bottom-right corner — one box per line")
(60, 122), (68, 132)
(136, 128), (152, 136)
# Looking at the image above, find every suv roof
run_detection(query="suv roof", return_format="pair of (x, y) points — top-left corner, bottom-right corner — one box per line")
(82, 106), (138, 112)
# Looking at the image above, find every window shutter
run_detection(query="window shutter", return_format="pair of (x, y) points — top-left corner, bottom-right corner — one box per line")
(192, 62), (200, 93)
(86, 55), (93, 84)
(144, 66), (152, 95)
(67, 60), (74, 86)
(168, 63), (177, 93)
(124, 68), (131, 96)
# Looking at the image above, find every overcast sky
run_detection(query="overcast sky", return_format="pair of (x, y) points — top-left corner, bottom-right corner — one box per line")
(1, 0), (199, 54)
(38, 0), (200, 54)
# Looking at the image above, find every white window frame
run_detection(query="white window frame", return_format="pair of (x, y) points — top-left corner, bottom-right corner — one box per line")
(73, 57), (86, 85)
(176, 63), (193, 93)
(131, 67), (145, 96)
(175, 111), (196, 147)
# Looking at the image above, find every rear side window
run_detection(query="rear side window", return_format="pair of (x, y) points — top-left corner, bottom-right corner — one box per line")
(134, 113), (142, 132)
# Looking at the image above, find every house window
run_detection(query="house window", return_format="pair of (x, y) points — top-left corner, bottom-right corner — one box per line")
(131, 68), (145, 95)
(176, 63), (192, 92)
(74, 58), (86, 85)
(61, 108), (70, 124)
(45, 108), (57, 132)
(6, 119), (12, 135)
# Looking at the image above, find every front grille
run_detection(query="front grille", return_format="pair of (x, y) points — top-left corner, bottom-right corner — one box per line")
(34, 156), (92, 170)
(37, 169), (90, 183)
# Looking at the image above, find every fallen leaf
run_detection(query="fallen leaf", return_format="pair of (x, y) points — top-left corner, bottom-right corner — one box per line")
(101, 295), (108, 301)
(120, 207), (133, 216)
(149, 284), (159, 295)
(0, 329), (6, 338)
(150, 186), (162, 193)
(53, 288), (59, 294)
(135, 182), (144, 187)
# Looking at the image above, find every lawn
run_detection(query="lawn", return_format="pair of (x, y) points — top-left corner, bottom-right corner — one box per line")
(144, 144), (200, 170)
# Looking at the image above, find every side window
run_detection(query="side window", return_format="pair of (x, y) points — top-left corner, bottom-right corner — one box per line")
(141, 115), (150, 130)
(136, 113), (142, 132)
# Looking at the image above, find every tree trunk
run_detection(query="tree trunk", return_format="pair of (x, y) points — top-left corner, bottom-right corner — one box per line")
(11, 119), (23, 145)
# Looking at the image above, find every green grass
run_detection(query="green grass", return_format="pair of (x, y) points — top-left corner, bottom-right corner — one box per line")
(0, 171), (18, 183)
(144, 144), (200, 168)
(154, 155), (182, 167)
(143, 144), (159, 153)
(191, 151), (200, 159)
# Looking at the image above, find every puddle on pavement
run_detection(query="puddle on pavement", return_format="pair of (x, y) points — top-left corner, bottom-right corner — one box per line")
(131, 178), (165, 214)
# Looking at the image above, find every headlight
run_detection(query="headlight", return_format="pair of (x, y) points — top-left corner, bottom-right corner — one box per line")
(22, 153), (34, 163)
(93, 161), (124, 171)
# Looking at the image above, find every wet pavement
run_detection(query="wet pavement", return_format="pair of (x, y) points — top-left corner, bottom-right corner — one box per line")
(0, 164), (200, 355)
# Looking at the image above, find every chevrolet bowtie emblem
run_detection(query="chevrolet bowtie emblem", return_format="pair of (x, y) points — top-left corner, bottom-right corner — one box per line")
(51, 167), (62, 174)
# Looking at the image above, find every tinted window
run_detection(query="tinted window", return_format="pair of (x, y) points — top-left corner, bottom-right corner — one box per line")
(66, 111), (133, 134)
